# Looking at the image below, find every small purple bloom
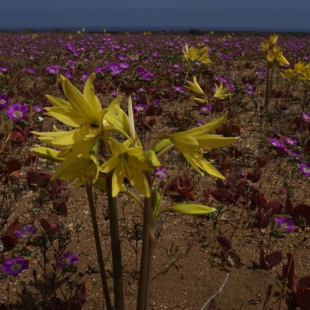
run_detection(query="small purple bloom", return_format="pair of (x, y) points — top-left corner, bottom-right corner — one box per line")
(284, 149), (301, 158)
(151, 100), (160, 106)
(302, 111), (310, 121)
(0, 94), (9, 107)
(199, 104), (212, 114)
(285, 137), (298, 146)
(0, 66), (9, 73)
(197, 120), (205, 126)
(269, 138), (285, 149)
(110, 64), (124, 76)
(16, 225), (37, 238)
(110, 89), (120, 97)
(80, 72), (90, 81)
(64, 71), (73, 79)
(33, 105), (44, 113)
(47, 66), (59, 75)
(55, 251), (78, 268)
(275, 216), (295, 231)
(173, 86), (185, 94)
(155, 167), (166, 179)
(300, 163), (310, 177)
(7, 103), (28, 121)
(134, 104), (146, 113)
(2, 257), (29, 275)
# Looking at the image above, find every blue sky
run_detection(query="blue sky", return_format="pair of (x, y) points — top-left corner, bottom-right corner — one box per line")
(1, 0), (309, 32)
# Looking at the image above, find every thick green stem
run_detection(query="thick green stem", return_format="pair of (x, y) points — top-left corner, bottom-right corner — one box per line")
(85, 180), (112, 310)
(137, 173), (154, 310)
(106, 172), (125, 310)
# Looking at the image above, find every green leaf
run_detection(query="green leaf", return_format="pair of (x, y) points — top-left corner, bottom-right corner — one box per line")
(170, 204), (216, 215)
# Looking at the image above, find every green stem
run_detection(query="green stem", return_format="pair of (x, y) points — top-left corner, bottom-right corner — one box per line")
(85, 180), (112, 310)
(106, 172), (125, 310)
(137, 173), (153, 310)
(265, 62), (271, 110)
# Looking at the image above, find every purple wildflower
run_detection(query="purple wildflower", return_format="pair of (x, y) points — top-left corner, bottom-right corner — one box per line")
(0, 94), (9, 108)
(197, 120), (205, 126)
(6, 103), (28, 121)
(275, 216), (295, 231)
(80, 72), (90, 81)
(269, 138), (285, 149)
(0, 66), (9, 73)
(199, 104), (212, 114)
(110, 64), (124, 76)
(134, 104), (146, 113)
(284, 149), (301, 158)
(155, 167), (166, 179)
(2, 257), (29, 275)
(55, 251), (78, 268)
(300, 163), (310, 177)
(64, 71), (73, 79)
(16, 225), (37, 238)
(47, 66), (59, 75)
(285, 137), (298, 146)
(302, 111), (310, 121)
(173, 86), (185, 94)
(33, 105), (44, 113)
(110, 89), (120, 97)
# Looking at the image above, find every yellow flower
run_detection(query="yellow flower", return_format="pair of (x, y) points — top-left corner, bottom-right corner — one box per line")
(294, 61), (305, 73)
(281, 69), (295, 81)
(32, 73), (106, 155)
(99, 137), (160, 197)
(155, 113), (238, 178)
(185, 76), (205, 96)
(261, 34), (278, 52)
(182, 44), (211, 65)
(213, 82), (233, 100)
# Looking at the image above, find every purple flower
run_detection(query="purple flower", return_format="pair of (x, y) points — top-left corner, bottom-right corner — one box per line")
(302, 111), (310, 121)
(6, 103), (28, 120)
(55, 251), (78, 268)
(197, 120), (205, 126)
(284, 149), (301, 158)
(16, 225), (37, 238)
(151, 100), (160, 106)
(133, 104), (146, 113)
(136, 67), (154, 80)
(173, 86), (185, 94)
(285, 137), (298, 146)
(33, 105), (44, 113)
(155, 167), (166, 179)
(300, 163), (310, 177)
(111, 89), (120, 97)
(275, 216), (295, 231)
(269, 138), (285, 149)
(64, 71), (73, 79)
(0, 66), (9, 73)
(2, 257), (29, 275)
(199, 104), (212, 114)
(110, 64), (124, 76)
(80, 72), (90, 81)
(47, 66), (59, 75)
(0, 94), (9, 107)
(95, 66), (108, 74)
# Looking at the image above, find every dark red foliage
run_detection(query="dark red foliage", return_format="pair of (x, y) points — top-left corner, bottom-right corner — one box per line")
(217, 236), (232, 252)
(285, 199), (310, 225)
(210, 188), (234, 203)
(40, 214), (59, 233)
(1, 219), (21, 247)
(296, 275), (310, 310)
(246, 171), (260, 183)
(260, 248), (282, 270)
(282, 253), (295, 291)
(26, 169), (50, 186)
(215, 122), (244, 137)
(256, 156), (268, 168)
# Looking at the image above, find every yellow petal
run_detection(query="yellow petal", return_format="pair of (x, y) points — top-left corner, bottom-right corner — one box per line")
(170, 204), (216, 215)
